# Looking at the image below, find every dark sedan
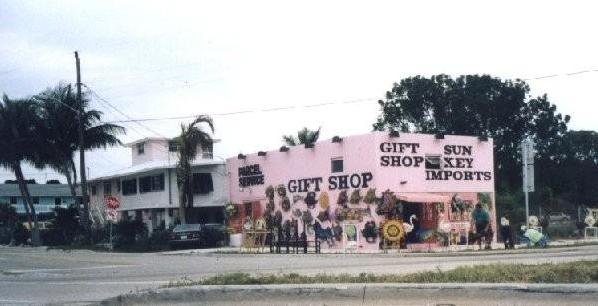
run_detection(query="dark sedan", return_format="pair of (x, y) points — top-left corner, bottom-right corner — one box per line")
(169, 224), (202, 249)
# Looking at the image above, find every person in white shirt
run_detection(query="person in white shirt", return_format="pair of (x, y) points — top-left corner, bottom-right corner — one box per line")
(500, 213), (514, 249)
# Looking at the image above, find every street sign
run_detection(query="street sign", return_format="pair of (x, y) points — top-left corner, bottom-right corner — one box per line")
(521, 138), (535, 192)
(104, 196), (120, 223)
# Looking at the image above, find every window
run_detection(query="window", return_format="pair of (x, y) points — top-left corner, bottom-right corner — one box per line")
(54, 197), (61, 205)
(116, 180), (121, 193)
(201, 142), (213, 159)
(331, 158), (343, 173)
(103, 182), (112, 195)
(91, 185), (97, 195)
(10, 197), (17, 204)
(122, 179), (137, 195)
(139, 174), (165, 193)
(425, 155), (441, 169)
(168, 140), (178, 152)
(193, 173), (214, 194)
(137, 142), (145, 155)
(32, 197), (39, 204)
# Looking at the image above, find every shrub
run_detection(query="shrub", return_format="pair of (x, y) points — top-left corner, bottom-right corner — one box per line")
(43, 205), (81, 246)
(13, 222), (29, 245)
(114, 217), (147, 249)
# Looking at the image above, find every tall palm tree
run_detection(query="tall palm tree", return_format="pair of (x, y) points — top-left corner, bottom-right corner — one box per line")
(282, 127), (321, 146)
(176, 115), (214, 224)
(0, 95), (44, 245)
(35, 84), (125, 200)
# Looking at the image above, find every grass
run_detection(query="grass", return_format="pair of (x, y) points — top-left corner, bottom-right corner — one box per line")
(164, 260), (598, 287)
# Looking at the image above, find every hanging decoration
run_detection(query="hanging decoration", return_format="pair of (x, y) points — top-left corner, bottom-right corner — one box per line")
(361, 221), (378, 243)
(337, 190), (349, 207)
(276, 184), (287, 197)
(332, 223), (343, 241)
(224, 202), (238, 220)
(317, 209), (329, 222)
(382, 220), (405, 242)
(280, 196), (291, 212)
(363, 188), (377, 204)
(266, 199), (275, 212)
(349, 189), (362, 205)
(255, 217), (267, 230)
(292, 195), (303, 204)
(302, 210), (314, 225)
(319, 192), (330, 209)
(273, 210), (283, 228)
(293, 208), (302, 218)
(305, 192), (318, 209)
(265, 185), (275, 200)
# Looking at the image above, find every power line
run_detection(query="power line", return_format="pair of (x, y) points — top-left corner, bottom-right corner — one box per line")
(103, 97), (378, 124)
(522, 69), (598, 81)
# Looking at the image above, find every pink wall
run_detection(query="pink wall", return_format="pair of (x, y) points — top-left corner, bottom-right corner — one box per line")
(226, 131), (496, 250)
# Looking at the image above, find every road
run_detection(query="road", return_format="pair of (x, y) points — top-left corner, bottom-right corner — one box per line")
(1, 245), (598, 305)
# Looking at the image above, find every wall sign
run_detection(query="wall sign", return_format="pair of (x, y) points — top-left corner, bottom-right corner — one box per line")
(238, 164), (265, 187)
(379, 142), (492, 181)
(287, 172), (374, 193)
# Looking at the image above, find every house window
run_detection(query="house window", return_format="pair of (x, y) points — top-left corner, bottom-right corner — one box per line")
(10, 197), (17, 204)
(91, 185), (97, 195)
(331, 158), (344, 173)
(193, 173), (214, 194)
(201, 142), (213, 159)
(103, 182), (112, 195)
(54, 197), (61, 205)
(137, 142), (145, 155)
(122, 179), (137, 195)
(168, 140), (179, 152)
(32, 197), (39, 204)
(116, 180), (121, 193)
(425, 155), (442, 169)
(139, 174), (165, 193)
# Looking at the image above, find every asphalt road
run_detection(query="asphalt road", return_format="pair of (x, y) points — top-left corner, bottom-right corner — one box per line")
(1, 245), (598, 305)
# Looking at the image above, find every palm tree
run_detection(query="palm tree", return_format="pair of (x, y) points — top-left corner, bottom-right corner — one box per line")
(0, 95), (44, 245)
(175, 115), (214, 224)
(35, 84), (125, 200)
(282, 127), (321, 146)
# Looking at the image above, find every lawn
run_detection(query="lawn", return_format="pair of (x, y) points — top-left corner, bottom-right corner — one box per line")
(166, 260), (598, 287)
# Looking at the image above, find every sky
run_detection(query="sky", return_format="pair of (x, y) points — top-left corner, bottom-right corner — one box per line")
(1, 0), (597, 182)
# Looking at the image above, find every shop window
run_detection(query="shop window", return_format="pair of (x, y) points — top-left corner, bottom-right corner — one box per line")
(54, 197), (61, 205)
(122, 179), (137, 195)
(193, 173), (214, 194)
(32, 197), (39, 204)
(331, 158), (343, 173)
(10, 197), (17, 204)
(425, 155), (441, 169)
(168, 140), (178, 152)
(137, 142), (145, 155)
(103, 182), (112, 195)
(140, 174), (164, 193)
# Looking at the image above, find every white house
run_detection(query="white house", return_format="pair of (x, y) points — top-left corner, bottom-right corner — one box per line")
(88, 137), (228, 232)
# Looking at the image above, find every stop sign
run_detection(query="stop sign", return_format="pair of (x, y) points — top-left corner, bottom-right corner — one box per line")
(104, 196), (120, 209)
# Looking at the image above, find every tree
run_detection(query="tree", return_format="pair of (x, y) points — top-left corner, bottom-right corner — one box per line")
(282, 127), (321, 146)
(0, 95), (44, 245)
(35, 84), (125, 200)
(175, 115), (214, 224)
(0, 203), (17, 244)
(373, 74), (570, 191)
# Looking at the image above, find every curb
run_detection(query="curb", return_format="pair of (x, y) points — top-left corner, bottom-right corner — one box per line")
(96, 283), (598, 305)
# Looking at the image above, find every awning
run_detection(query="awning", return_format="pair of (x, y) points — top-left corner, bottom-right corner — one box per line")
(398, 193), (449, 203)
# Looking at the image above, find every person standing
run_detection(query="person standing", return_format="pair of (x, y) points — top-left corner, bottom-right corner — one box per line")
(500, 213), (514, 249)
(471, 203), (490, 249)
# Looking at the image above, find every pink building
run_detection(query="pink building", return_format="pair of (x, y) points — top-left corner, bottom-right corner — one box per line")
(226, 131), (495, 250)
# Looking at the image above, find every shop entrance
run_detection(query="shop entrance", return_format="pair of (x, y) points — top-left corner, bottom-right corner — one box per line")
(402, 202), (422, 243)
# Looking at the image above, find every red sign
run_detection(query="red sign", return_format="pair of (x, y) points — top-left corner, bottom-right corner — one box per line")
(104, 196), (120, 209)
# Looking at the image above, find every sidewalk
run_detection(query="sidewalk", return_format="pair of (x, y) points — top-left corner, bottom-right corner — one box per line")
(161, 239), (598, 256)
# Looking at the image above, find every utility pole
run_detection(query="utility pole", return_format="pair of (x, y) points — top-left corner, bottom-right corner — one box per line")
(75, 51), (90, 241)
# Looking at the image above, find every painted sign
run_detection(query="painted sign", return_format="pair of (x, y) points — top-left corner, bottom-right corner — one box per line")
(238, 164), (265, 187)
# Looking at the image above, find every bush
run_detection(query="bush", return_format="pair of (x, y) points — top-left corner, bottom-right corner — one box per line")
(545, 222), (578, 239)
(42, 205), (81, 246)
(114, 217), (148, 250)
(13, 223), (29, 245)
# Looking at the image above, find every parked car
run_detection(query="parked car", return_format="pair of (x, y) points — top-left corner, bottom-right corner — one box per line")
(548, 212), (571, 222)
(169, 224), (202, 249)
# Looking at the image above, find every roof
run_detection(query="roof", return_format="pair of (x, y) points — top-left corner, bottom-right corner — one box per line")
(89, 158), (225, 181)
(125, 137), (221, 147)
(0, 184), (78, 197)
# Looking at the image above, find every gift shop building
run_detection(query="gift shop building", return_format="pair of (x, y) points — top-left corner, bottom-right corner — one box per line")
(226, 131), (496, 250)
